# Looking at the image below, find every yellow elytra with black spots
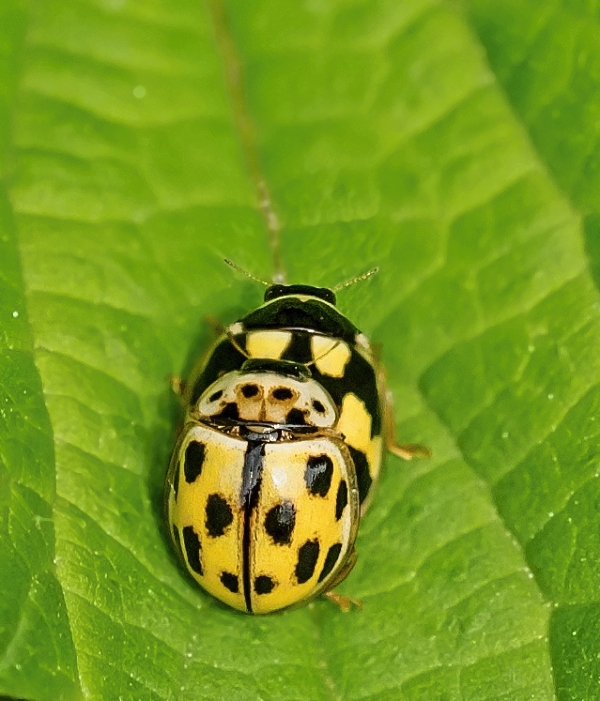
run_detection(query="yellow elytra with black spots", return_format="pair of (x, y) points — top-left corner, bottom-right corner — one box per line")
(165, 283), (385, 614)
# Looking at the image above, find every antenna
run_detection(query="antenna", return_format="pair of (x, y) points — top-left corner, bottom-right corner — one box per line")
(223, 258), (270, 286)
(332, 267), (379, 293)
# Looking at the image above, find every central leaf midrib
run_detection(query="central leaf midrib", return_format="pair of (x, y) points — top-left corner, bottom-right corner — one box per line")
(206, 0), (284, 281)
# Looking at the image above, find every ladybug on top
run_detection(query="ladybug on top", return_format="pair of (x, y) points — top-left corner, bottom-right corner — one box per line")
(165, 254), (429, 614)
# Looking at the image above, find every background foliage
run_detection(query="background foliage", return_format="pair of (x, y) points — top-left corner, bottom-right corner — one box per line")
(1, 0), (600, 699)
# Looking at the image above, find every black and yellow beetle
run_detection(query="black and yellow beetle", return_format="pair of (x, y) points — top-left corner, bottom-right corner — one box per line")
(165, 263), (428, 614)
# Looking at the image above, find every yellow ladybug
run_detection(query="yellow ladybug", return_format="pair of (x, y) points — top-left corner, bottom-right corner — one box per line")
(165, 263), (429, 614)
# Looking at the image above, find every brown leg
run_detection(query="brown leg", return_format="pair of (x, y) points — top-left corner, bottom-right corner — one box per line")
(168, 374), (187, 397)
(388, 441), (431, 460)
(385, 388), (431, 460)
(204, 315), (226, 336)
(322, 548), (362, 611)
(323, 590), (363, 612)
(364, 342), (429, 458)
(169, 316), (226, 401)
(368, 344), (430, 458)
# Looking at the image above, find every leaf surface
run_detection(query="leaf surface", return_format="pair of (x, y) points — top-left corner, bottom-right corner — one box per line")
(1, 0), (599, 699)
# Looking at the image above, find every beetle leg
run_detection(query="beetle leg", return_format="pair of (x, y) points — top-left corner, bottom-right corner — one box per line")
(384, 387), (431, 459)
(169, 316), (225, 403)
(388, 441), (431, 460)
(370, 340), (383, 364)
(328, 545), (358, 588)
(168, 374), (188, 400)
(323, 590), (363, 612)
(371, 351), (431, 460)
(322, 547), (361, 611)
(204, 315), (226, 337)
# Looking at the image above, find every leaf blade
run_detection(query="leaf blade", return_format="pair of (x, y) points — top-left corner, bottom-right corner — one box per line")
(2, 0), (600, 699)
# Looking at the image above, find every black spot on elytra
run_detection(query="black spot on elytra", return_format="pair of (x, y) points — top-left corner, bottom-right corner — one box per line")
(295, 539), (320, 584)
(335, 480), (348, 520)
(348, 446), (372, 504)
(209, 389), (223, 402)
(241, 384), (259, 398)
(254, 575), (275, 594)
(318, 543), (343, 583)
(312, 399), (325, 413)
(272, 387), (293, 401)
(264, 502), (296, 545)
(215, 402), (240, 420)
(205, 493), (234, 537)
(182, 526), (203, 575)
(305, 455), (334, 497)
(184, 441), (206, 483)
(286, 408), (306, 425)
(220, 571), (239, 593)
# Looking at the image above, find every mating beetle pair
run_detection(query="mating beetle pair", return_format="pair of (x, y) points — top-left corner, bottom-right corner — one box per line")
(165, 264), (428, 614)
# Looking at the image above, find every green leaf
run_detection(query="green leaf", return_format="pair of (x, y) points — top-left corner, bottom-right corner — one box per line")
(444, 1), (600, 697)
(1, 0), (599, 699)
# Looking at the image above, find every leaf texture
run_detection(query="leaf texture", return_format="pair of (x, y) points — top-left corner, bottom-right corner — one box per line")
(1, 0), (599, 699)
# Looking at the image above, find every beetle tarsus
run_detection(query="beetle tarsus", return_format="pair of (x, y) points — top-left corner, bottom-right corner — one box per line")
(323, 590), (363, 612)
(388, 442), (431, 460)
(168, 374), (187, 397)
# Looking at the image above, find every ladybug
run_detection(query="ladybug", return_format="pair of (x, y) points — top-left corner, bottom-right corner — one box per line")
(165, 262), (428, 614)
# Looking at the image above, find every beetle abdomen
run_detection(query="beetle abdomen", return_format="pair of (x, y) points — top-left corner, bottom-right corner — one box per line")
(166, 424), (359, 614)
